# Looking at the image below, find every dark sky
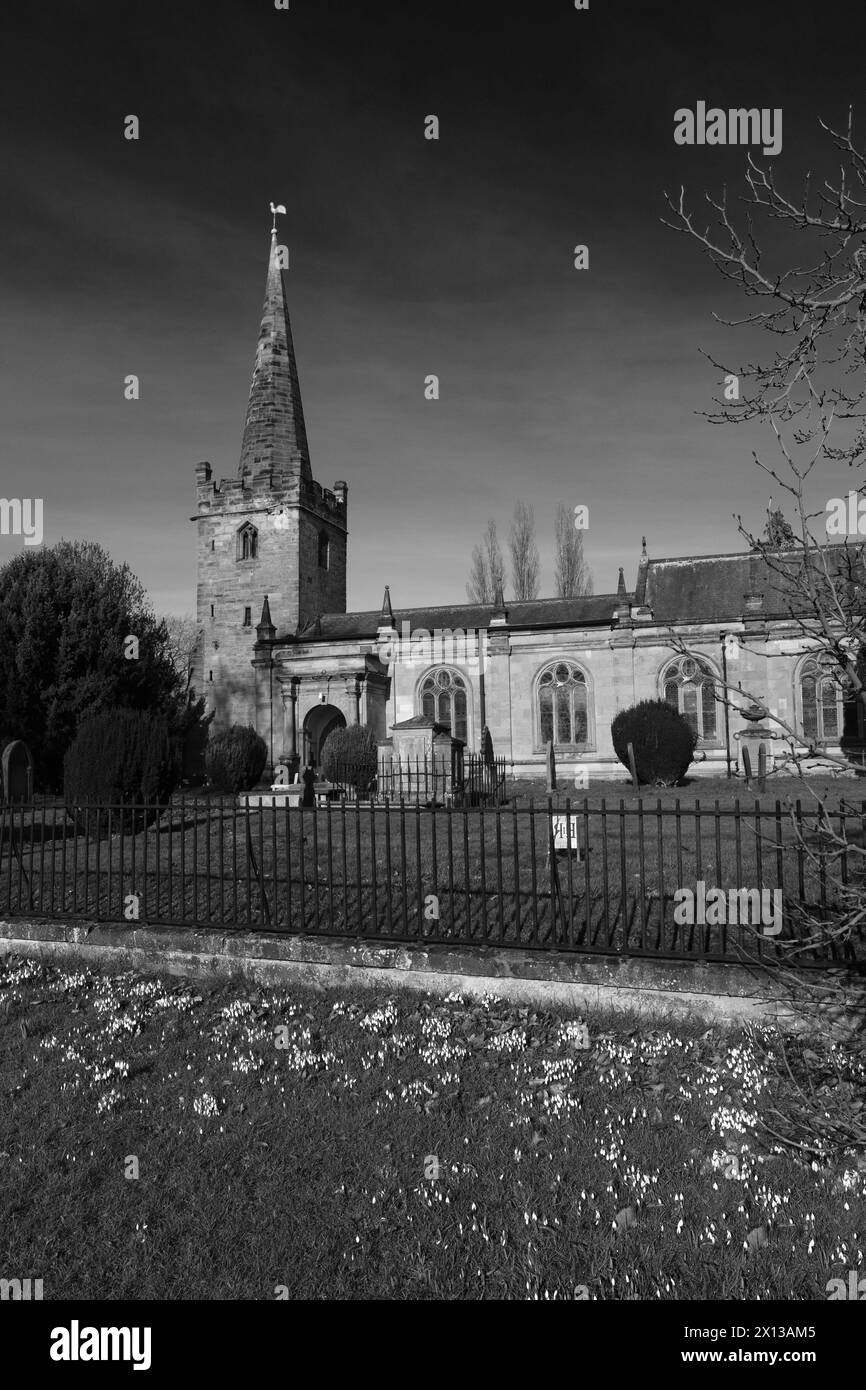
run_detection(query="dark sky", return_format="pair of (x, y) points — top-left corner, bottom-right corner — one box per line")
(2, 0), (864, 616)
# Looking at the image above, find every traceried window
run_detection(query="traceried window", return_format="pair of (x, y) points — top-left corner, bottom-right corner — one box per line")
(537, 661), (589, 746)
(237, 524), (258, 561)
(662, 655), (718, 741)
(800, 656), (843, 743)
(419, 668), (468, 743)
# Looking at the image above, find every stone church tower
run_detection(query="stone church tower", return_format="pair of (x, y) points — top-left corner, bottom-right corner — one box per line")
(193, 226), (348, 728)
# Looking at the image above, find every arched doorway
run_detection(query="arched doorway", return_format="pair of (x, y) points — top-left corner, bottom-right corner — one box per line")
(302, 704), (346, 769)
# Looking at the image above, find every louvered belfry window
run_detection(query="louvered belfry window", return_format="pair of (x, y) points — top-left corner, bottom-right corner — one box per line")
(237, 524), (258, 561)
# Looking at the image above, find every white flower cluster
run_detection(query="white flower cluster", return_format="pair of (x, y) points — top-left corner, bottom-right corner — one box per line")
(558, 1020), (591, 1049)
(359, 1000), (399, 1035)
(486, 1028), (527, 1055)
(96, 1087), (123, 1114)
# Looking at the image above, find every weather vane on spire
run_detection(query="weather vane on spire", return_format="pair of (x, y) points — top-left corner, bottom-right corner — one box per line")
(270, 201), (286, 235)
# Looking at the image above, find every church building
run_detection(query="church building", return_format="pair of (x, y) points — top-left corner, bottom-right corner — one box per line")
(193, 226), (857, 782)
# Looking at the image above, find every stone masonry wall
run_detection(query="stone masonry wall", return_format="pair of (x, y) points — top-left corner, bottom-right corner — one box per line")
(194, 463), (347, 730)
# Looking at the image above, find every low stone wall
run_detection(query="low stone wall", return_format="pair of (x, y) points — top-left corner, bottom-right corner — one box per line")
(1, 916), (860, 1036)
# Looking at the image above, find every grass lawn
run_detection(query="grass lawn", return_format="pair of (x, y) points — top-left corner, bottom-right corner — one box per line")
(1, 954), (863, 1299)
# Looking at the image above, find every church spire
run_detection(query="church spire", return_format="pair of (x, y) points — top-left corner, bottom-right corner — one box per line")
(256, 594), (276, 641)
(379, 585), (394, 625)
(239, 216), (311, 482)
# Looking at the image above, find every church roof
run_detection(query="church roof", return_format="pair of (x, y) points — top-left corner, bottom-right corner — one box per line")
(295, 594), (623, 641)
(639, 546), (864, 623)
(285, 544), (866, 644)
(238, 230), (312, 482)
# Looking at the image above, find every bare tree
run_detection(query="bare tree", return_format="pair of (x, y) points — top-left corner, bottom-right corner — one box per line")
(554, 502), (593, 598)
(466, 544), (491, 604)
(509, 500), (540, 600)
(663, 111), (866, 1099)
(162, 614), (201, 692)
(662, 109), (866, 758)
(467, 518), (505, 604)
(484, 517), (505, 602)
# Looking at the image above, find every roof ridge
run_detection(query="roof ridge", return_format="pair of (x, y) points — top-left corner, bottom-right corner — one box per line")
(646, 543), (857, 565)
(319, 596), (621, 622)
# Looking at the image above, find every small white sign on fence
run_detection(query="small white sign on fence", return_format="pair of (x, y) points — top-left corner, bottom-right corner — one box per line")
(550, 814), (583, 858)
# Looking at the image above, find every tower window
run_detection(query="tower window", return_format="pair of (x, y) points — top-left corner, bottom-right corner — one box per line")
(208, 670), (213, 682)
(237, 523), (258, 561)
(211, 539), (215, 551)
(210, 604), (214, 618)
(243, 607), (252, 627)
(318, 532), (330, 569)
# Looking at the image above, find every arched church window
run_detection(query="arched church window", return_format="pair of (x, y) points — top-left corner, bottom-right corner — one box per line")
(237, 524), (258, 561)
(800, 655), (844, 742)
(418, 668), (468, 743)
(661, 655), (718, 741)
(537, 661), (589, 746)
(318, 532), (330, 570)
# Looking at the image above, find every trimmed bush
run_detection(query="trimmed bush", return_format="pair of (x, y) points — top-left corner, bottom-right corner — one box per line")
(179, 693), (213, 787)
(611, 699), (696, 786)
(205, 724), (268, 793)
(63, 708), (179, 834)
(320, 724), (378, 795)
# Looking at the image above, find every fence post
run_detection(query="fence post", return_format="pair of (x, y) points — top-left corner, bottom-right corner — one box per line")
(548, 795), (562, 945)
(627, 741), (640, 793)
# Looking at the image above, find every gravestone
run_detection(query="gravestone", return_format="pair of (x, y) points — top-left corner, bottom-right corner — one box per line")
(2, 740), (34, 804)
(301, 764), (317, 808)
(481, 725), (494, 766)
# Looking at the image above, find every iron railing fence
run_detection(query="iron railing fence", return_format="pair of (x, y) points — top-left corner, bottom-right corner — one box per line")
(327, 755), (508, 806)
(0, 796), (863, 966)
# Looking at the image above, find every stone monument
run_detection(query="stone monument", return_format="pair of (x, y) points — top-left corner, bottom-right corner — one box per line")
(1, 740), (34, 804)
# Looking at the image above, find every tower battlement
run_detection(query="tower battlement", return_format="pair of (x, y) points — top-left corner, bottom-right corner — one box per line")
(195, 462), (348, 525)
